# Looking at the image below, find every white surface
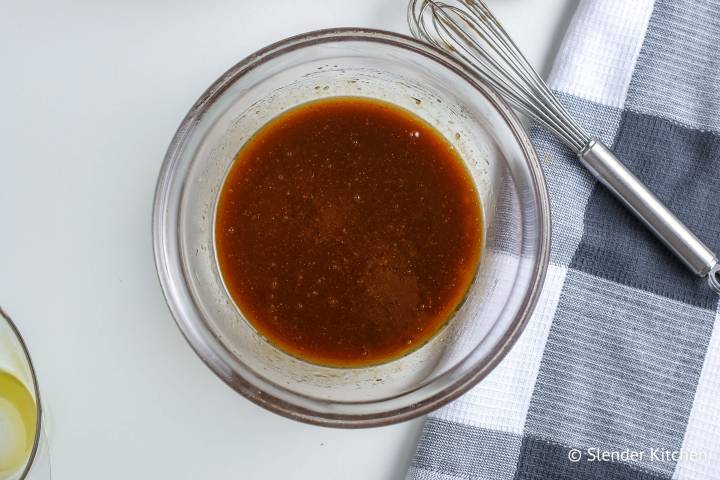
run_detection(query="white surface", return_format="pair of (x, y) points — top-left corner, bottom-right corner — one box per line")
(0, 1), (577, 478)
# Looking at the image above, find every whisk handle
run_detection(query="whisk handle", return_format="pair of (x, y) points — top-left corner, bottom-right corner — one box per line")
(579, 141), (719, 292)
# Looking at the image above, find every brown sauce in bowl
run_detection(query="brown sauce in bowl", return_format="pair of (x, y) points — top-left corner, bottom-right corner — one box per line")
(215, 97), (483, 367)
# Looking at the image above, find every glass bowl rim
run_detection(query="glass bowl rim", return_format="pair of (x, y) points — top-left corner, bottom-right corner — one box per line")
(0, 307), (44, 478)
(152, 27), (551, 427)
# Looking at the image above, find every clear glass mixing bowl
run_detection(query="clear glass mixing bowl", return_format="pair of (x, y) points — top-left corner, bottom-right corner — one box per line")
(153, 28), (550, 427)
(0, 308), (51, 479)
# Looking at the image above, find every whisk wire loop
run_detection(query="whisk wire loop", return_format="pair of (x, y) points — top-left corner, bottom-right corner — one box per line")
(408, 0), (591, 151)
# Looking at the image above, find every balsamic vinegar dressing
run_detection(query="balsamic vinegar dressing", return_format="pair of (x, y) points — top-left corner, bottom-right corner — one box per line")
(215, 97), (483, 367)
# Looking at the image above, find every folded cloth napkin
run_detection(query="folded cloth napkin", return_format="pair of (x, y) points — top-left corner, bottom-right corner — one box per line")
(407, 0), (720, 479)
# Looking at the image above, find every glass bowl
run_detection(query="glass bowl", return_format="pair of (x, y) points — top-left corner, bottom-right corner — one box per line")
(0, 308), (51, 479)
(153, 28), (550, 427)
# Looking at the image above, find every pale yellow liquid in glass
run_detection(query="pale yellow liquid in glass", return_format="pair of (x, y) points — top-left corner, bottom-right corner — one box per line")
(0, 370), (37, 476)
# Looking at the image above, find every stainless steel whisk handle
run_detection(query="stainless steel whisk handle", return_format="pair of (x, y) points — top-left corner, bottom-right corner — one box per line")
(581, 141), (719, 291)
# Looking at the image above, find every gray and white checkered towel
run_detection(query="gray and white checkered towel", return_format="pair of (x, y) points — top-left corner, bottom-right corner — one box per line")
(407, 0), (720, 479)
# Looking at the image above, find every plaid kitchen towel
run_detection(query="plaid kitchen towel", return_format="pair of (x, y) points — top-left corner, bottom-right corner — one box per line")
(407, 0), (720, 479)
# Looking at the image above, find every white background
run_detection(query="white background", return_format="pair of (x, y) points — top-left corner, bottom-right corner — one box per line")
(1, 0), (577, 478)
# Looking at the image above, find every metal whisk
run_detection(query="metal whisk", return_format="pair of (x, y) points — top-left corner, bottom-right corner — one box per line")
(408, 0), (720, 294)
